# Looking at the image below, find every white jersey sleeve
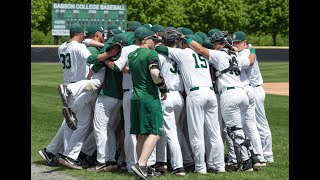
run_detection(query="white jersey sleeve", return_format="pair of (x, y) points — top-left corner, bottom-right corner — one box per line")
(114, 44), (139, 70)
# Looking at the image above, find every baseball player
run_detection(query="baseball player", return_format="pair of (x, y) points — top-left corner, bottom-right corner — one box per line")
(227, 31), (266, 169)
(243, 42), (274, 164)
(120, 28), (165, 180)
(55, 23), (96, 169)
(184, 29), (254, 172)
(86, 35), (125, 172)
(104, 27), (159, 173)
(38, 24), (105, 167)
(156, 34), (225, 174)
(154, 27), (185, 176)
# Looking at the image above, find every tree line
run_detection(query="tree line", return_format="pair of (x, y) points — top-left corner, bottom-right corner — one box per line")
(31, 0), (288, 46)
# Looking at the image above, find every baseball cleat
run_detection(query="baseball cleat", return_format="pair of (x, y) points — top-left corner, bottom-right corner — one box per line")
(38, 148), (58, 166)
(62, 107), (77, 130)
(131, 163), (149, 180)
(58, 84), (71, 107)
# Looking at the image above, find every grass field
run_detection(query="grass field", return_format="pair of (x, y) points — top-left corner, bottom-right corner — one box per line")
(31, 62), (289, 179)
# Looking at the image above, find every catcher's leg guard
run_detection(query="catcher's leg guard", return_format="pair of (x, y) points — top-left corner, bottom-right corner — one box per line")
(241, 138), (261, 169)
(227, 126), (245, 171)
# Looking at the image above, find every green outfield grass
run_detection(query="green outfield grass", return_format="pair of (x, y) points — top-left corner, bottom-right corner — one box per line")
(31, 62), (289, 179)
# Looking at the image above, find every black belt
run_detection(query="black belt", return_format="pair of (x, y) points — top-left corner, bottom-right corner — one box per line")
(252, 85), (261, 87)
(189, 86), (213, 92)
(123, 89), (130, 92)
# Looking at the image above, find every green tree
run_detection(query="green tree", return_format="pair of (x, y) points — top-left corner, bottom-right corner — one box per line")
(31, 0), (53, 34)
(117, 0), (189, 27)
(246, 0), (289, 46)
(186, 0), (249, 34)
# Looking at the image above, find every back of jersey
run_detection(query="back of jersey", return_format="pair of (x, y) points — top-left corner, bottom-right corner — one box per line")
(208, 49), (245, 92)
(168, 48), (212, 92)
(58, 41), (91, 83)
(158, 54), (184, 92)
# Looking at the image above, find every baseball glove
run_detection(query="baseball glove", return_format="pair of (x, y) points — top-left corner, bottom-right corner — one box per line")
(105, 42), (122, 61)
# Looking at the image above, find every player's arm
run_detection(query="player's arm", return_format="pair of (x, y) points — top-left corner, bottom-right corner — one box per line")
(248, 47), (256, 65)
(180, 35), (210, 60)
(104, 47), (129, 72)
(82, 39), (104, 47)
(149, 60), (167, 100)
(87, 48), (119, 65)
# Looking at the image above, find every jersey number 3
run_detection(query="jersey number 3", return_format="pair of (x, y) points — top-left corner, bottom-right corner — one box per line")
(60, 53), (71, 69)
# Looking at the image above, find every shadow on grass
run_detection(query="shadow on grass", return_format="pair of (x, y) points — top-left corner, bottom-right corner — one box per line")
(33, 160), (71, 173)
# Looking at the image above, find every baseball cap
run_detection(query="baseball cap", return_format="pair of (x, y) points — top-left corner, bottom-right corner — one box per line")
(127, 21), (142, 31)
(105, 28), (123, 39)
(70, 23), (86, 34)
(107, 24), (118, 30)
(203, 38), (214, 49)
(180, 27), (193, 35)
(176, 27), (184, 33)
(151, 24), (165, 32)
(195, 32), (207, 41)
(185, 35), (201, 44)
(86, 25), (104, 37)
(232, 31), (247, 42)
(209, 29), (224, 43)
(135, 28), (163, 42)
(194, 34), (204, 45)
(109, 33), (129, 46)
(143, 24), (152, 30)
(207, 28), (220, 38)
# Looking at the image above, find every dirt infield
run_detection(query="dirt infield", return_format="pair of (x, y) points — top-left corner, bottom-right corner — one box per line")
(262, 82), (289, 96)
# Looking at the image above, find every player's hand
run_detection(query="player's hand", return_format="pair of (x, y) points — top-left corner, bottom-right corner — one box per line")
(231, 46), (239, 52)
(123, 65), (130, 74)
(160, 92), (167, 100)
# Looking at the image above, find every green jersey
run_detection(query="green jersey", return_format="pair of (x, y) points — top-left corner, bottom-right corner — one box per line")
(128, 48), (160, 100)
(86, 43), (123, 99)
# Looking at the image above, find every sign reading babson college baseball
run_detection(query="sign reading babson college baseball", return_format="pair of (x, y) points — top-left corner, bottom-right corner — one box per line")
(52, 3), (127, 36)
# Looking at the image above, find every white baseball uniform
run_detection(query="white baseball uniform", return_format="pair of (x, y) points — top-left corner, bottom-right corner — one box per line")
(207, 48), (250, 162)
(222, 49), (265, 163)
(157, 46), (225, 173)
(155, 53), (185, 170)
(245, 57), (274, 163)
(58, 40), (94, 160)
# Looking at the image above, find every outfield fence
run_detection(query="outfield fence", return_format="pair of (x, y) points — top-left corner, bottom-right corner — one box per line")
(31, 45), (289, 63)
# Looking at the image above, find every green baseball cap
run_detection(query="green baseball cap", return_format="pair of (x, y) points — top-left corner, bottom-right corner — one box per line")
(151, 24), (165, 32)
(86, 25), (104, 37)
(70, 23), (86, 34)
(127, 21), (142, 31)
(105, 28), (123, 38)
(143, 24), (152, 30)
(207, 28), (220, 37)
(195, 32), (207, 41)
(232, 31), (247, 42)
(194, 34), (204, 45)
(109, 33), (129, 46)
(185, 35), (198, 43)
(181, 27), (193, 35)
(107, 24), (118, 30)
(176, 27), (184, 33)
(135, 28), (163, 42)
(203, 38), (214, 49)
